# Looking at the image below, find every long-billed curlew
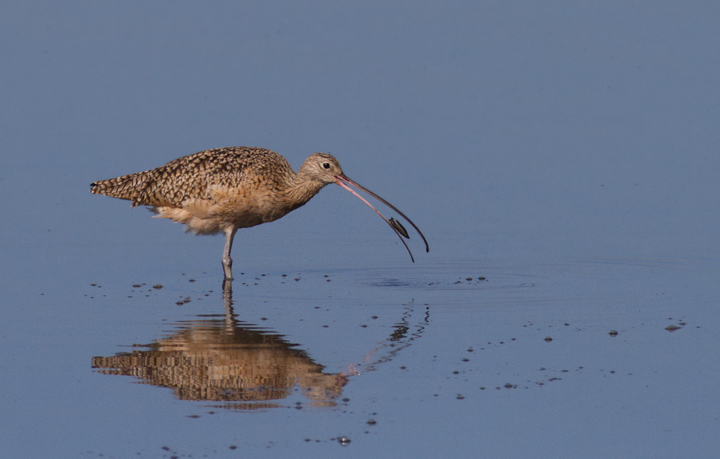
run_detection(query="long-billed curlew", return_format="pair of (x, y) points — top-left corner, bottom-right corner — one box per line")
(90, 147), (429, 279)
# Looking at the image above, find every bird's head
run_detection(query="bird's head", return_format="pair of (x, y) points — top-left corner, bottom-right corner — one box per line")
(298, 153), (344, 184)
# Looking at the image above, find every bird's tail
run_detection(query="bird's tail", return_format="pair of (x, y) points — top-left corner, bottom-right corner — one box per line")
(90, 171), (152, 206)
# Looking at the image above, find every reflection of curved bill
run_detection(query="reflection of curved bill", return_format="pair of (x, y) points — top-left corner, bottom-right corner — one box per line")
(92, 285), (347, 408)
(344, 300), (430, 376)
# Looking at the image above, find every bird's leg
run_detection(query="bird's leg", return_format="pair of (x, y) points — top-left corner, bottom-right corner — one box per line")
(222, 226), (238, 280)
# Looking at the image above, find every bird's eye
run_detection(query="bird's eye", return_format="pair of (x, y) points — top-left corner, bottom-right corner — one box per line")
(323, 163), (330, 169)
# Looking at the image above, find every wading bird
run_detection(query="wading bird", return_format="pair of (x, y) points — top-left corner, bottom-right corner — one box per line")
(90, 147), (428, 279)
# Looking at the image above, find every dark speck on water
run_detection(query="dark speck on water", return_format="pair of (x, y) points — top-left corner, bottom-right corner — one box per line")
(337, 436), (351, 446)
(153, 284), (163, 289)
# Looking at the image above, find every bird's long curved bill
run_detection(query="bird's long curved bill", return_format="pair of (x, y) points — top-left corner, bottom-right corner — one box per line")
(335, 174), (429, 262)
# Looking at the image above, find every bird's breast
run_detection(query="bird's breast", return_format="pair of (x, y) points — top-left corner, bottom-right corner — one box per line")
(200, 183), (297, 228)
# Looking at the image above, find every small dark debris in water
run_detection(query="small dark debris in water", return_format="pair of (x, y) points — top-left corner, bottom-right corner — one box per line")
(389, 217), (409, 238)
(467, 348), (473, 352)
(478, 276), (486, 280)
(361, 324), (367, 328)
(187, 414), (200, 418)
(132, 284), (141, 288)
(162, 446), (170, 451)
(456, 394), (465, 399)
(400, 366), (406, 370)
(665, 324), (681, 332)
(564, 323), (570, 326)
(338, 436), (351, 446)
(324, 274), (329, 277)
(504, 383), (513, 389)
(183, 297), (191, 303)
(260, 317), (268, 321)
(679, 321), (686, 326)
(90, 283), (96, 286)
(453, 370), (459, 375)
(323, 325), (329, 328)
(282, 274), (287, 277)
(342, 398), (350, 402)
(462, 358), (469, 362)
(544, 336), (553, 342)
(229, 445), (237, 450)
(304, 438), (311, 442)
(609, 330), (618, 336)
(371, 315), (378, 319)
(176, 301), (183, 305)
(466, 277), (472, 281)
(480, 387), (485, 390)
(189, 279), (195, 282)
(327, 279), (331, 282)
(295, 278), (301, 281)
(153, 284), (163, 289)
(367, 419), (377, 425)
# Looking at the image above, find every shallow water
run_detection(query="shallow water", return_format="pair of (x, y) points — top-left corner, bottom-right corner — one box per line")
(2, 1), (720, 458)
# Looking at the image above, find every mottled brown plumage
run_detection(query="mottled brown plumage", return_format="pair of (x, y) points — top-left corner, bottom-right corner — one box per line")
(91, 146), (428, 279)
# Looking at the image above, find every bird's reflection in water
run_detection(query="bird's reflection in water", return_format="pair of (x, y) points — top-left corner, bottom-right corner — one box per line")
(92, 281), (347, 409)
(92, 281), (430, 410)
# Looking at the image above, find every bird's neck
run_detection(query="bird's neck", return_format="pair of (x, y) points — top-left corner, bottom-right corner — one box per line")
(282, 172), (329, 211)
